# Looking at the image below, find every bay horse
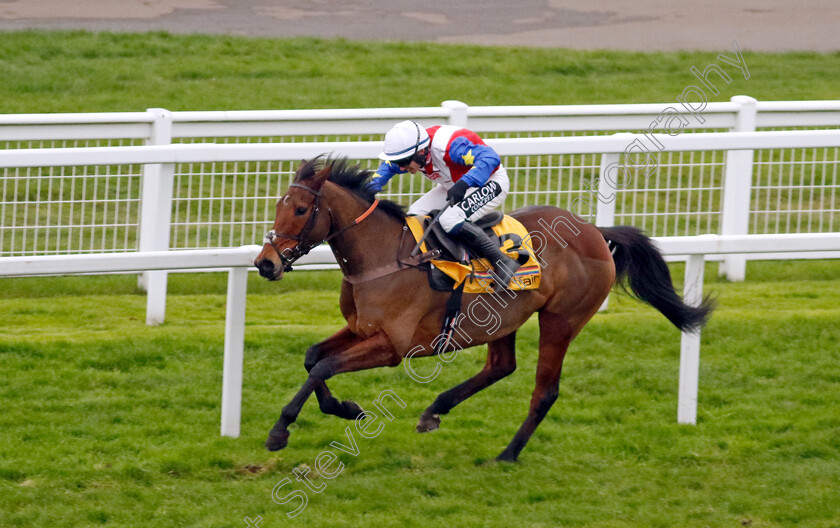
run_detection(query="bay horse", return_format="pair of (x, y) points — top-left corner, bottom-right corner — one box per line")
(254, 157), (713, 462)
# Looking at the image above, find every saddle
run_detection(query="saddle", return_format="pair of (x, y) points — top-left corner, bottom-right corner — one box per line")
(406, 211), (540, 293)
(419, 209), (505, 265)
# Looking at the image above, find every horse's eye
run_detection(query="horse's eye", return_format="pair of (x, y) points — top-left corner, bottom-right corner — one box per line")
(294, 206), (308, 216)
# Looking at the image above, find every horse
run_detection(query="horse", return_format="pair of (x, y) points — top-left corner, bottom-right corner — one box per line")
(254, 157), (713, 462)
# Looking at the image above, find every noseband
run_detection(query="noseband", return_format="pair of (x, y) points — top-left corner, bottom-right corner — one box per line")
(264, 183), (379, 272)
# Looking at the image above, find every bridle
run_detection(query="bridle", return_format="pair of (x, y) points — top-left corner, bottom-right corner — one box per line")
(263, 182), (379, 272)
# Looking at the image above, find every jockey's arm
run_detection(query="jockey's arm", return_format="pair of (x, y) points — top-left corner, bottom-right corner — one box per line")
(367, 161), (406, 193)
(448, 136), (501, 187)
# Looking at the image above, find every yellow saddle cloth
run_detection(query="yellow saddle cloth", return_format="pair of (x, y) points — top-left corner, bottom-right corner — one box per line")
(405, 214), (541, 294)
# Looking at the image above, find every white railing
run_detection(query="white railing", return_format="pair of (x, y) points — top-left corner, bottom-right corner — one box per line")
(656, 233), (840, 423)
(2, 98), (839, 262)
(3, 234), (840, 434)
(3, 127), (840, 322)
(3, 98), (839, 139)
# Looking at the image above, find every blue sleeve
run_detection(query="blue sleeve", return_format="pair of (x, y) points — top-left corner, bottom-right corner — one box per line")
(447, 136), (501, 187)
(367, 161), (406, 193)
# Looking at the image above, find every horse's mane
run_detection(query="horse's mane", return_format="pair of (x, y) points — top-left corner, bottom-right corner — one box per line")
(296, 157), (407, 220)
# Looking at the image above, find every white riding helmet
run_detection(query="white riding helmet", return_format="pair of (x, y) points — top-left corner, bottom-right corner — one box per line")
(379, 120), (431, 162)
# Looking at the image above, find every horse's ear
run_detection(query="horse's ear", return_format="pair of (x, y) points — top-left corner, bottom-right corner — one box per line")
(293, 159), (308, 179)
(312, 164), (332, 188)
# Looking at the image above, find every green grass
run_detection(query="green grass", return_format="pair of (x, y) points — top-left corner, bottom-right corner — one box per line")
(1, 261), (840, 527)
(0, 31), (839, 113)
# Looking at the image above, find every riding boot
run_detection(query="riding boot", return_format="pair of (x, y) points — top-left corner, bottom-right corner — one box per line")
(454, 221), (521, 290)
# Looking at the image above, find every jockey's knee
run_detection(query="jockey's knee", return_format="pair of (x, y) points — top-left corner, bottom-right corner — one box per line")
(407, 203), (426, 216)
(439, 208), (467, 233)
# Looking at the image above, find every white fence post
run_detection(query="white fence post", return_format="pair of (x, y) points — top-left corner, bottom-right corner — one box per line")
(596, 151), (621, 311)
(221, 266), (249, 438)
(137, 108), (174, 325)
(442, 100), (469, 127)
(718, 95), (757, 281)
(678, 253), (705, 424)
(595, 152), (620, 228)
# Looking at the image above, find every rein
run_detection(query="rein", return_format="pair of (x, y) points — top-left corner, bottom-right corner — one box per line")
(264, 182), (380, 272)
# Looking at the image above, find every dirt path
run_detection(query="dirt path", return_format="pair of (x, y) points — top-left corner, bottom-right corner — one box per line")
(0, 0), (836, 52)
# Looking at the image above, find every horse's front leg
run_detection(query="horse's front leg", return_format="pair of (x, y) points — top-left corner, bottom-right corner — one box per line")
(265, 377), (319, 451)
(306, 326), (367, 420)
(266, 331), (401, 451)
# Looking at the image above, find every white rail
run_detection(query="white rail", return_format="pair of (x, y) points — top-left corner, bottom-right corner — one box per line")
(3, 234), (840, 432)
(4, 98), (840, 276)
(2, 129), (839, 167)
(2, 99), (839, 139)
(2, 127), (840, 323)
(0, 246), (260, 276)
(656, 233), (840, 424)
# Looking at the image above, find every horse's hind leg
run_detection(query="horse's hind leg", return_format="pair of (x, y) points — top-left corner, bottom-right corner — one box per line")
(417, 332), (517, 433)
(497, 310), (572, 462)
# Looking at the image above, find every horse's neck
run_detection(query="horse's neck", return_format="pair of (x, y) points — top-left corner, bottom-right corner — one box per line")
(321, 182), (405, 277)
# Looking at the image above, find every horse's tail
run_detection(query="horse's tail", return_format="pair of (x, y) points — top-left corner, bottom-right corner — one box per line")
(598, 225), (714, 332)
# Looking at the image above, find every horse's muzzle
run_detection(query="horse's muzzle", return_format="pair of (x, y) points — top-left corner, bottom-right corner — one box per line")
(254, 257), (284, 281)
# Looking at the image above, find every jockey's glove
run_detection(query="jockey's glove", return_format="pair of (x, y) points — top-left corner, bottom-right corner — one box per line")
(446, 179), (470, 206)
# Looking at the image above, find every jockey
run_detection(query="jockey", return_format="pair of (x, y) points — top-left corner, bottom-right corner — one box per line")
(369, 120), (521, 288)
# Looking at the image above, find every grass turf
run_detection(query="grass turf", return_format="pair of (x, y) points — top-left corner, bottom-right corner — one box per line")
(1, 260), (840, 527)
(0, 31), (839, 113)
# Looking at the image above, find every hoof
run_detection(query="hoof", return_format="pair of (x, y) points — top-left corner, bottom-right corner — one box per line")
(416, 412), (441, 433)
(495, 449), (518, 463)
(339, 400), (365, 420)
(265, 429), (290, 451)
